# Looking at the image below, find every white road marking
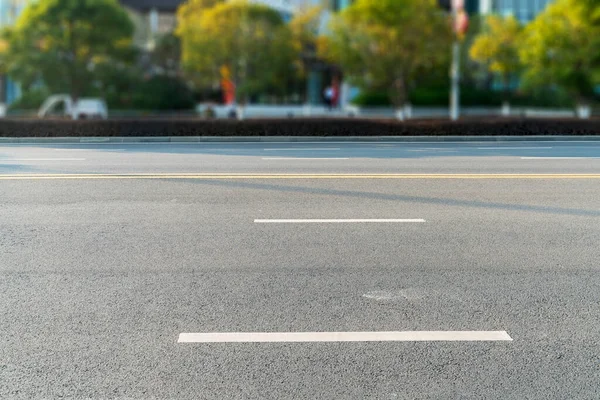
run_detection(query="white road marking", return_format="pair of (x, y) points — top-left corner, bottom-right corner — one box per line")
(0, 158), (86, 161)
(262, 157), (349, 160)
(478, 147), (553, 150)
(254, 219), (426, 223)
(407, 148), (458, 151)
(263, 148), (341, 151)
(178, 331), (513, 343)
(363, 291), (409, 301)
(521, 157), (600, 160)
(53, 148), (127, 152)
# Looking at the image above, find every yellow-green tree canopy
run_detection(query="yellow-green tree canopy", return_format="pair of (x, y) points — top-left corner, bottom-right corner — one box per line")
(288, 5), (323, 77)
(176, 0), (297, 101)
(0, 0), (133, 101)
(519, 0), (600, 102)
(176, 0), (223, 34)
(469, 15), (521, 92)
(322, 0), (451, 107)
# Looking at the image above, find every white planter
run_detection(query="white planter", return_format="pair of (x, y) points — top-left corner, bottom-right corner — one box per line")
(302, 104), (312, 117)
(236, 106), (245, 120)
(344, 105), (360, 117)
(395, 109), (405, 121)
(403, 104), (412, 119)
(576, 104), (591, 119)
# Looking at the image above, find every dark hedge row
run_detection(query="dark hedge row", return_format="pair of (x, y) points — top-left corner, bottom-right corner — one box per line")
(0, 117), (598, 137)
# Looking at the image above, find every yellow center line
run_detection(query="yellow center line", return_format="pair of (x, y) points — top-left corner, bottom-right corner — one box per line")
(1, 173), (600, 180)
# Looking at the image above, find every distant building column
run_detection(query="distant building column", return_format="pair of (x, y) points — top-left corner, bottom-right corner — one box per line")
(148, 7), (159, 50)
(479, 0), (492, 14)
(6, 79), (20, 104)
(0, 75), (5, 104)
(307, 69), (322, 105)
(340, 82), (351, 109)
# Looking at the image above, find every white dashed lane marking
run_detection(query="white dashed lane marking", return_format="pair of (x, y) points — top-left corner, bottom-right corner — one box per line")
(178, 331), (513, 343)
(254, 219), (426, 223)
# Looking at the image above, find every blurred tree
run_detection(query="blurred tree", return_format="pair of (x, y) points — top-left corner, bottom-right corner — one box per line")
(93, 61), (143, 108)
(289, 5), (322, 77)
(321, 0), (451, 111)
(0, 0), (134, 102)
(581, 0), (600, 21)
(469, 15), (522, 102)
(519, 0), (600, 105)
(176, 0), (296, 103)
(288, 5), (323, 102)
(582, 0), (600, 70)
(177, 0), (223, 22)
(151, 33), (181, 77)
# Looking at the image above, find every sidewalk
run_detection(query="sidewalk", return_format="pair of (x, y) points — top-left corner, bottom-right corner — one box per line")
(3, 135), (600, 144)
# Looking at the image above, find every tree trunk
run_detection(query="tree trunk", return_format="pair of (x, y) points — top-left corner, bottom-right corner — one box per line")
(66, 20), (80, 105)
(501, 74), (511, 117)
(389, 78), (407, 121)
(574, 92), (591, 119)
(388, 78), (407, 107)
(70, 71), (80, 104)
(502, 74), (510, 103)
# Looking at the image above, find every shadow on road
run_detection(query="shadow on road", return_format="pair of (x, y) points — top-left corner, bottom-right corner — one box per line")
(182, 178), (600, 218)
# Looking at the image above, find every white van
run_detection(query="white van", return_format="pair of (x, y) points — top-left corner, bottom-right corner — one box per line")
(38, 95), (108, 120)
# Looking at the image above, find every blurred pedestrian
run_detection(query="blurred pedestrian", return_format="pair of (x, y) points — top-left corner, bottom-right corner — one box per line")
(324, 85), (334, 110)
(331, 78), (340, 109)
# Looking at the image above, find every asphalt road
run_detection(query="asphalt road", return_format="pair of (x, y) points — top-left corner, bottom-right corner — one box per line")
(2, 140), (600, 399)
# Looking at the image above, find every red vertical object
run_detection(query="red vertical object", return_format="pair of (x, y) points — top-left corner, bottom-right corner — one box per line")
(221, 79), (236, 105)
(451, 0), (464, 11)
(452, 0), (469, 36)
(331, 77), (340, 107)
(455, 9), (469, 35)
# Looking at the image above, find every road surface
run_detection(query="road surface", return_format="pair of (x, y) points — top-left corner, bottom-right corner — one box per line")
(2, 140), (600, 399)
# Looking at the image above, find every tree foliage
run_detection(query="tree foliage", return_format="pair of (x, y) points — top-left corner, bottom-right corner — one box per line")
(519, 0), (600, 102)
(289, 5), (323, 77)
(176, 0), (297, 102)
(0, 0), (134, 101)
(150, 33), (181, 77)
(469, 15), (522, 97)
(322, 0), (451, 107)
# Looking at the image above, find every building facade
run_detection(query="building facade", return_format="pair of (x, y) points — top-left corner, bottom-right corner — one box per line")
(331, 0), (351, 11)
(120, 0), (184, 50)
(246, 0), (297, 21)
(479, 0), (553, 21)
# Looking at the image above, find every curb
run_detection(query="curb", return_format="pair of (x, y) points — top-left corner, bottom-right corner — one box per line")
(1, 135), (600, 144)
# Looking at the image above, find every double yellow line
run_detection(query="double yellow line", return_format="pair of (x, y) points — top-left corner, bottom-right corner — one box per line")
(1, 173), (600, 180)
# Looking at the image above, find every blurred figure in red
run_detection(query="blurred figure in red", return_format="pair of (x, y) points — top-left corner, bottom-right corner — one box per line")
(331, 77), (341, 109)
(220, 66), (236, 106)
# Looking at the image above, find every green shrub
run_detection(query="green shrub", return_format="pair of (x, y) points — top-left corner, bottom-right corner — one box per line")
(410, 87), (450, 106)
(351, 86), (579, 108)
(8, 87), (50, 110)
(130, 76), (195, 110)
(351, 87), (505, 107)
(510, 88), (574, 108)
(460, 87), (504, 107)
(350, 91), (391, 106)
